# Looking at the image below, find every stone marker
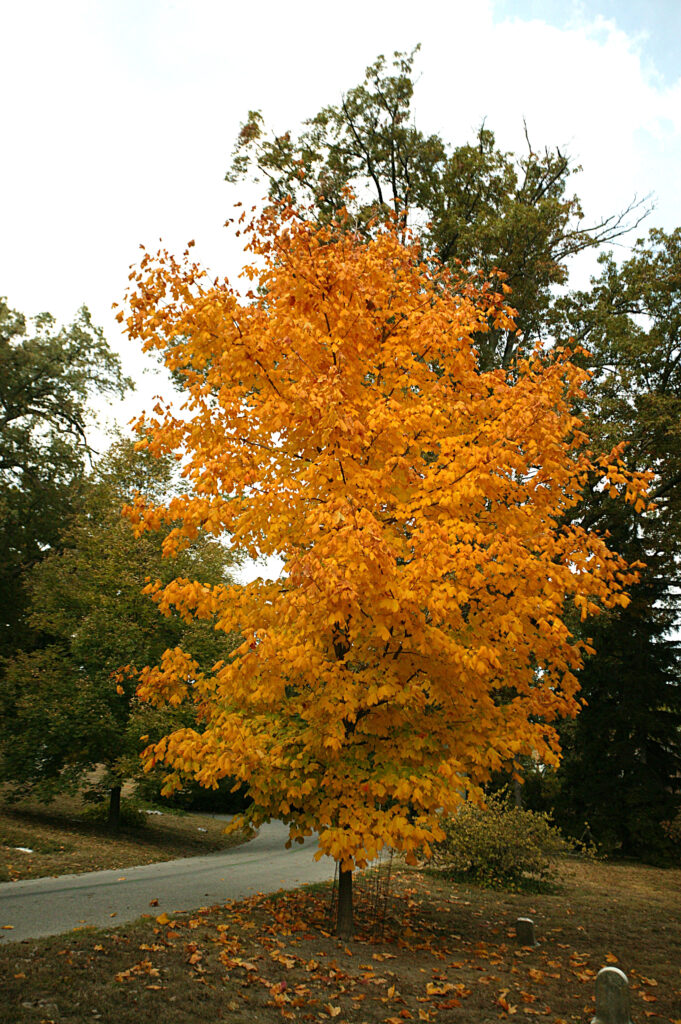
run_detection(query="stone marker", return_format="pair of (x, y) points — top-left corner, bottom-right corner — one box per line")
(592, 966), (633, 1024)
(514, 917), (536, 946)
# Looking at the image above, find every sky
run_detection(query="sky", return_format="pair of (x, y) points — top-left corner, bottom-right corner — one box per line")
(2, 0), (680, 579)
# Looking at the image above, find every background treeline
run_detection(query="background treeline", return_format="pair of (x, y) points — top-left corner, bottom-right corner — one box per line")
(0, 305), (243, 826)
(1, 48), (679, 859)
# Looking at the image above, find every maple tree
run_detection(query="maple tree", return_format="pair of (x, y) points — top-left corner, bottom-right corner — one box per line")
(121, 202), (648, 935)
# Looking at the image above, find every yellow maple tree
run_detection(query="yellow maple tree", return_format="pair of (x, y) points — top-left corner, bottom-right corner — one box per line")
(121, 203), (648, 935)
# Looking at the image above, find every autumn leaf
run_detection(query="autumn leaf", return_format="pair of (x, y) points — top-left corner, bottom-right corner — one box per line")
(426, 982), (457, 996)
(528, 968), (546, 982)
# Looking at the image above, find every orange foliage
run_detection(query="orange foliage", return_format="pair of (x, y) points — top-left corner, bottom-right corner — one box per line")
(121, 204), (648, 871)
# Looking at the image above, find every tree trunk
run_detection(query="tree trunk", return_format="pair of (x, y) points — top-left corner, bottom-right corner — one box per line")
(108, 784), (121, 830)
(336, 867), (354, 938)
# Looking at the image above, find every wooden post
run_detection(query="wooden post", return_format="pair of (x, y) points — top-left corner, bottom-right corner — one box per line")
(336, 867), (354, 938)
(108, 784), (121, 830)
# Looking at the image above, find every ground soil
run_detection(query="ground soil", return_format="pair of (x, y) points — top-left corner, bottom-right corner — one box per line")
(1, 855), (679, 1024)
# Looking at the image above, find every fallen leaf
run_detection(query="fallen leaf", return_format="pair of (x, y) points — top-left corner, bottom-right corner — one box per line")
(605, 953), (618, 964)
(149, 899), (159, 907)
(426, 982), (457, 996)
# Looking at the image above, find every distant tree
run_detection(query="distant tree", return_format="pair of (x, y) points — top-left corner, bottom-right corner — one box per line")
(531, 229), (681, 858)
(0, 440), (241, 828)
(546, 545), (681, 860)
(0, 298), (130, 662)
(227, 47), (648, 371)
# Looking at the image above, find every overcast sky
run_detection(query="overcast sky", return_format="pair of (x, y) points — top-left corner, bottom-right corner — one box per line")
(2, 0), (680, 577)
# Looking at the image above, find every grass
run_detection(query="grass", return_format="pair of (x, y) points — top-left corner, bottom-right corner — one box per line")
(0, 793), (252, 882)
(1, 856), (679, 1024)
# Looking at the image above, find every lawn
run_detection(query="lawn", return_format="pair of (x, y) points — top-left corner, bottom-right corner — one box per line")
(2, 856), (679, 1024)
(0, 793), (252, 882)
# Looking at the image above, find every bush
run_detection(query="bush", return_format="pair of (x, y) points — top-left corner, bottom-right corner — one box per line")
(432, 790), (571, 890)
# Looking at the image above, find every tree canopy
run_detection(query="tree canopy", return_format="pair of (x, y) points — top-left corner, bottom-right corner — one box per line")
(228, 47), (648, 370)
(534, 228), (681, 857)
(121, 203), (647, 931)
(0, 298), (130, 661)
(0, 439), (241, 826)
(227, 48), (680, 860)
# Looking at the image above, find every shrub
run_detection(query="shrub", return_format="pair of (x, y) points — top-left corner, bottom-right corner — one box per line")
(432, 790), (571, 890)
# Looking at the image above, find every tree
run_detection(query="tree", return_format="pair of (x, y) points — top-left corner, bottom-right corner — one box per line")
(545, 546), (681, 860)
(228, 50), (680, 860)
(529, 229), (681, 857)
(121, 203), (646, 933)
(0, 298), (130, 662)
(0, 439), (241, 828)
(227, 48), (648, 371)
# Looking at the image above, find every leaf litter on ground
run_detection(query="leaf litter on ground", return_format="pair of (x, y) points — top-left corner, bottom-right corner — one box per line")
(1, 857), (680, 1024)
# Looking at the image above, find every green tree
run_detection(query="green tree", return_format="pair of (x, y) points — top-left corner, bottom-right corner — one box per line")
(0, 439), (242, 828)
(0, 298), (130, 661)
(533, 229), (681, 858)
(227, 47), (647, 371)
(546, 551), (681, 860)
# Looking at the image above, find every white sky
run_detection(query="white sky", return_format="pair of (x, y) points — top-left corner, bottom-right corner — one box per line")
(2, 0), (680, 580)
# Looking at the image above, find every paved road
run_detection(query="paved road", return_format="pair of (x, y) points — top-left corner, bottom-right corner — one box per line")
(0, 821), (336, 945)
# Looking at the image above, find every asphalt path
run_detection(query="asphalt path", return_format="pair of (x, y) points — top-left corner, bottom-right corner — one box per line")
(0, 821), (336, 945)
